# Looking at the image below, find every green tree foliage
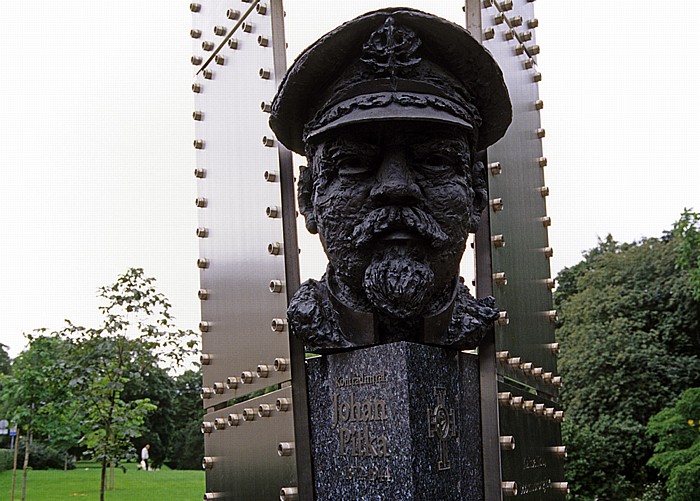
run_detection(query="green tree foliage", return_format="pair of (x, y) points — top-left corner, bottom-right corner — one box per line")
(0, 344), (10, 376)
(166, 369), (204, 470)
(647, 387), (700, 501)
(554, 230), (700, 499)
(673, 209), (700, 301)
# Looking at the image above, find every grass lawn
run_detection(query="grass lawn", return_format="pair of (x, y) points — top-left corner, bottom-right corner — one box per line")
(0, 461), (205, 500)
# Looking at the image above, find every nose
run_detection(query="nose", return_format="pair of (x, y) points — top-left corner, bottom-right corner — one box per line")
(369, 148), (421, 204)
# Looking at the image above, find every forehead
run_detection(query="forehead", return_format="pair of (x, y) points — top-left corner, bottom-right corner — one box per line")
(311, 121), (472, 149)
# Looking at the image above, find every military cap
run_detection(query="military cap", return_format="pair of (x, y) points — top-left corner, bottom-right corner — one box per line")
(270, 7), (511, 154)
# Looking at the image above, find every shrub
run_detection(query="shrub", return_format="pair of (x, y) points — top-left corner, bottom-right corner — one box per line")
(0, 448), (14, 472)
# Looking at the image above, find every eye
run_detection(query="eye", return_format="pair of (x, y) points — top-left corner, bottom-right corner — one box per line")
(417, 153), (457, 175)
(337, 156), (373, 178)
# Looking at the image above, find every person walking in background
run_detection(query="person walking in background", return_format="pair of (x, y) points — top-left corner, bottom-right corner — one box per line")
(140, 444), (150, 471)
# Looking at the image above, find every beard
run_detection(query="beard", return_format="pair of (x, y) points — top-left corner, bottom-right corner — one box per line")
(362, 246), (435, 318)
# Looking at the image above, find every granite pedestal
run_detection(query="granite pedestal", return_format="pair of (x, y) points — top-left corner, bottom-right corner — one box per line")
(306, 342), (483, 500)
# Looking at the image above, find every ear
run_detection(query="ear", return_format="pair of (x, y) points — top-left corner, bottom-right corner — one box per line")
(468, 160), (488, 233)
(298, 165), (318, 234)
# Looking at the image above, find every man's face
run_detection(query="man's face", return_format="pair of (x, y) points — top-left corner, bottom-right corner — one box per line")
(302, 121), (482, 315)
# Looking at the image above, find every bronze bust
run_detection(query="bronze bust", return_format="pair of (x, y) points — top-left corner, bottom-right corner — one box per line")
(270, 8), (512, 353)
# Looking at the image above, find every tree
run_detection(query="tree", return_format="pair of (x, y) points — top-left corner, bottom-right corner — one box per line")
(673, 209), (700, 301)
(647, 387), (700, 501)
(554, 228), (700, 499)
(54, 268), (198, 501)
(166, 369), (204, 469)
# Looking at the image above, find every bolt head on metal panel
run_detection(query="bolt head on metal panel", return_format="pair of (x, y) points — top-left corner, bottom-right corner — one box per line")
(546, 342), (560, 353)
(528, 44), (541, 55)
(484, 28), (495, 40)
(195, 197), (207, 207)
(213, 382), (225, 394)
(510, 16), (523, 26)
(521, 31), (533, 42)
(202, 457), (214, 469)
(215, 55), (225, 65)
(199, 321), (210, 331)
(522, 400), (535, 412)
(504, 29), (515, 41)
(494, 13), (505, 25)
(524, 59), (535, 69)
(502, 481), (518, 497)
(266, 206), (279, 218)
(498, 392), (512, 405)
(200, 353), (212, 364)
(490, 198), (504, 212)
(268, 242), (281, 255)
(499, 435), (516, 450)
(539, 186), (550, 197)
(540, 216), (552, 227)
(271, 318), (286, 332)
(280, 487), (298, 501)
(535, 99), (544, 110)
(550, 482), (570, 494)
(515, 44), (525, 55)
(190, 29), (202, 39)
(228, 38), (238, 49)
(507, 356), (520, 367)
(528, 18), (539, 29)
(488, 162), (502, 175)
(196, 227), (209, 238)
(242, 22), (253, 33)
(538, 156), (548, 167)
(264, 170), (277, 182)
(202, 41), (214, 51)
(192, 83), (201, 94)
(491, 234), (506, 247)
(258, 35), (269, 47)
(192, 110), (203, 121)
(213, 25), (226, 36)
(201, 421), (214, 434)
(258, 404), (273, 417)
(240, 371), (254, 384)
(257, 364), (270, 378)
(493, 272), (507, 286)
(546, 310), (558, 322)
(547, 445), (567, 458)
(261, 101), (272, 113)
(276, 398), (291, 412)
(543, 247), (554, 258)
(214, 418), (227, 430)
(262, 135), (274, 147)
(259, 68), (271, 79)
(500, 1), (514, 11)
(200, 387), (214, 399)
(194, 167), (206, 178)
(274, 358), (289, 371)
(227, 413), (242, 426)
(226, 377), (239, 389)
(191, 56), (203, 66)
(552, 375), (563, 387)
(277, 442), (294, 457)
(520, 362), (533, 374)
(226, 9), (240, 20)
(496, 350), (510, 362)
(242, 408), (256, 421)
(256, 3), (267, 15)
(497, 311), (510, 326)
(189, 3), (201, 13)
(510, 396), (523, 408)
(269, 280), (283, 293)
(533, 72), (542, 82)
(203, 69), (212, 80)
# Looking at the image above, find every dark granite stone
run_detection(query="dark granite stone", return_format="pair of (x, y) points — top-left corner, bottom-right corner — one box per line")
(306, 342), (483, 500)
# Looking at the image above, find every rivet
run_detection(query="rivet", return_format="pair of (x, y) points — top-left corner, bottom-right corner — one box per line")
(198, 321), (210, 332)
(242, 22), (252, 33)
(539, 186), (550, 197)
(524, 59), (535, 69)
(535, 99), (544, 110)
(190, 29), (202, 39)
(552, 376), (562, 387)
(528, 44), (541, 55)
(504, 29), (515, 41)
(227, 9), (240, 20)
(533, 72), (542, 82)
(521, 31), (533, 42)
(226, 377), (239, 389)
(515, 44), (525, 55)
(548, 446), (567, 458)
(483, 0), (493, 7)
(522, 400), (535, 412)
(195, 197), (207, 207)
(540, 216), (552, 227)
(194, 168), (206, 178)
(197, 258), (209, 269)
(259, 68), (271, 79)
(257, 364), (270, 378)
(500, 1), (514, 11)
(271, 318), (286, 332)
(507, 356), (521, 367)
(203, 69), (212, 80)
(502, 481), (518, 497)
(213, 25), (226, 36)
(215, 55), (225, 65)
(256, 3), (267, 14)
(545, 407), (555, 419)
(542, 372), (553, 382)
(274, 358), (289, 371)
(554, 410), (565, 422)
(278, 442), (294, 457)
(488, 161), (502, 175)
(494, 13), (505, 24)
(261, 101), (272, 112)
(498, 392), (512, 405)
(544, 278), (556, 289)
(200, 387), (213, 399)
(500, 436), (516, 451)
(214, 418), (226, 430)
(266, 206), (279, 218)
(192, 110), (203, 121)
(546, 310), (558, 322)
(546, 342), (560, 354)
(492, 234), (506, 247)
(227, 413), (242, 426)
(213, 383), (225, 395)
(268, 242), (281, 255)
(262, 136), (274, 147)
(509, 16), (523, 26)
(257, 35), (269, 47)
(490, 198), (504, 212)
(484, 28), (495, 40)
(264, 170), (277, 182)
(493, 272), (507, 286)
(536, 128), (546, 138)
(534, 403), (545, 415)
(497, 311), (510, 326)
(532, 367), (543, 377)
(242, 0), (253, 3)
(240, 372), (254, 384)
(200, 421), (214, 434)
(228, 38), (238, 49)
(189, 3), (201, 13)
(520, 362), (533, 374)
(550, 482), (569, 494)
(258, 404), (272, 417)
(543, 247), (554, 258)
(496, 350), (510, 362)
(528, 18), (539, 29)
(511, 396), (523, 408)
(196, 227), (208, 238)
(200, 353), (212, 364)
(538, 157), (548, 167)
(269, 280), (283, 293)
(276, 398), (291, 412)
(191, 55), (203, 65)
(193, 139), (204, 149)
(202, 457), (214, 469)
(280, 487), (298, 501)
(192, 83), (201, 93)
(202, 41), (214, 51)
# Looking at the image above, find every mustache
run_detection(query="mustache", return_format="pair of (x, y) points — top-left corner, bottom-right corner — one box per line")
(351, 206), (449, 248)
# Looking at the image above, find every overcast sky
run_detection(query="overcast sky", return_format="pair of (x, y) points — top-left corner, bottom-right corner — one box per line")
(1, 1), (698, 357)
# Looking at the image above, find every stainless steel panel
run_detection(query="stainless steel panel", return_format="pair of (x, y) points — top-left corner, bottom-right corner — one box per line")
(203, 387), (297, 500)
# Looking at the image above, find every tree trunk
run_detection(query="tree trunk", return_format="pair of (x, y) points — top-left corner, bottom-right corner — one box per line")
(11, 427), (19, 500)
(21, 428), (31, 501)
(109, 462), (115, 490)
(99, 454), (107, 501)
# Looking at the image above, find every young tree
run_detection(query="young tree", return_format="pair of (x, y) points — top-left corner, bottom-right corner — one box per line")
(554, 227), (700, 499)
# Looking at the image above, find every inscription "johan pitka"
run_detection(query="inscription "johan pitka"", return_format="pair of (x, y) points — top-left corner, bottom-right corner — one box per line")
(332, 392), (390, 457)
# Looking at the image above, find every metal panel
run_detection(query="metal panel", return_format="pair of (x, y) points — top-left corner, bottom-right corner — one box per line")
(191, 1), (311, 498)
(203, 387), (297, 500)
